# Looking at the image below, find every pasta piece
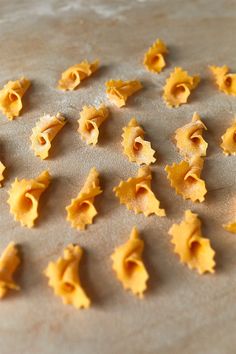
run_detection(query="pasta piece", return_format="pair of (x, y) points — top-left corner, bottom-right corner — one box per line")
(105, 80), (142, 108)
(113, 166), (165, 217)
(174, 112), (208, 159)
(0, 77), (30, 119)
(0, 161), (6, 187)
(78, 105), (109, 146)
(223, 222), (236, 234)
(209, 65), (236, 95)
(165, 157), (207, 202)
(122, 118), (156, 165)
(163, 67), (200, 107)
(111, 227), (149, 298)
(58, 60), (99, 91)
(44, 244), (90, 309)
(7, 170), (51, 228)
(66, 168), (102, 230)
(168, 210), (215, 274)
(143, 39), (168, 73)
(30, 113), (66, 160)
(0, 242), (20, 298)
(220, 121), (236, 155)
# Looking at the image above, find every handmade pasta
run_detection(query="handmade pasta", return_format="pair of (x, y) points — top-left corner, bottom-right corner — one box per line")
(111, 227), (149, 297)
(169, 210), (215, 274)
(30, 113), (66, 159)
(58, 60), (99, 91)
(66, 168), (102, 230)
(0, 242), (20, 298)
(122, 117), (156, 165)
(143, 39), (168, 73)
(113, 166), (165, 217)
(174, 112), (208, 159)
(163, 67), (200, 107)
(209, 65), (236, 95)
(223, 222), (236, 234)
(44, 244), (90, 309)
(78, 105), (109, 145)
(165, 157), (207, 202)
(0, 77), (30, 119)
(7, 170), (51, 228)
(105, 80), (142, 107)
(0, 161), (6, 187)
(220, 121), (236, 155)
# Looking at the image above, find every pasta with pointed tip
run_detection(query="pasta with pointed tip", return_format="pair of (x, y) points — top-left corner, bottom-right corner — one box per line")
(143, 39), (168, 73)
(209, 65), (236, 95)
(105, 80), (142, 107)
(223, 221), (236, 234)
(0, 161), (6, 187)
(0, 242), (20, 298)
(220, 121), (236, 155)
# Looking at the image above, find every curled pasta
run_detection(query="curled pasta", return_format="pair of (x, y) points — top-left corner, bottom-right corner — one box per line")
(209, 65), (236, 95)
(105, 80), (142, 107)
(0, 242), (20, 299)
(113, 166), (165, 217)
(169, 210), (215, 274)
(30, 113), (66, 160)
(58, 60), (99, 91)
(165, 157), (207, 202)
(220, 121), (236, 155)
(121, 117), (156, 165)
(174, 112), (208, 159)
(143, 39), (168, 73)
(0, 161), (6, 187)
(111, 227), (149, 298)
(78, 105), (109, 146)
(66, 168), (102, 230)
(163, 67), (200, 107)
(0, 77), (30, 119)
(44, 244), (90, 309)
(7, 170), (51, 228)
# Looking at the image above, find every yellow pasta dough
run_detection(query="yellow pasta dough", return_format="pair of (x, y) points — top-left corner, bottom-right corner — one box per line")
(113, 166), (165, 217)
(111, 227), (149, 298)
(66, 168), (102, 230)
(220, 121), (236, 155)
(165, 157), (207, 202)
(0, 161), (6, 187)
(169, 210), (215, 274)
(0, 77), (30, 119)
(78, 105), (109, 145)
(163, 67), (200, 107)
(30, 113), (66, 160)
(122, 117), (156, 165)
(105, 79), (142, 107)
(58, 60), (99, 91)
(209, 65), (236, 95)
(223, 222), (236, 234)
(7, 170), (51, 228)
(44, 244), (90, 309)
(0, 242), (20, 298)
(143, 39), (168, 73)
(174, 112), (208, 159)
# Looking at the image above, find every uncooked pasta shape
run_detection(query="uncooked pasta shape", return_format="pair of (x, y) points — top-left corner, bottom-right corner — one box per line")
(223, 221), (236, 234)
(7, 170), (51, 228)
(168, 210), (215, 274)
(113, 166), (165, 217)
(30, 113), (66, 159)
(0, 161), (6, 187)
(58, 60), (99, 91)
(66, 168), (102, 230)
(174, 112), (208, 159)
(105, 80), (142, 107)
(78, 105), (109, 145)
(143, 39), (168, 73)
(111, 227), (149, 297)
(44, 244), (90, 309)
(209, 65), (236, 95)
(0, 77), (30, 119)
(122, 117), (156, 165)
(220, 121), (236, 155)
(163, 67), (200, 107)
(165, 157), (207, 202)
(0, 242), (20, 298)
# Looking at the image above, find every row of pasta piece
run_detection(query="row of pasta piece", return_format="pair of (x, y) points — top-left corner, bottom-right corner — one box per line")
(1, 40), (236, 120)
(0, 210), (216, 308)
